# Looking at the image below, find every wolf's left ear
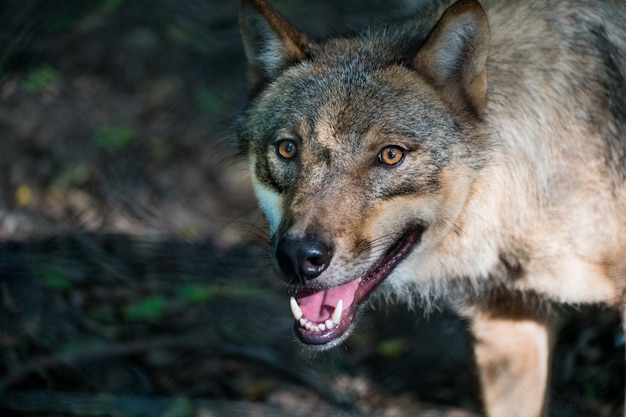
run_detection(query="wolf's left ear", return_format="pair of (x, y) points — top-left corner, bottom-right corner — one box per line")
(240, 0), (310, 93)
(413, 0), (490, 114)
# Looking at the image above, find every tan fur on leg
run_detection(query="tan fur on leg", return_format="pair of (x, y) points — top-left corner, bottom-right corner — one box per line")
(470, 308), (554, 417)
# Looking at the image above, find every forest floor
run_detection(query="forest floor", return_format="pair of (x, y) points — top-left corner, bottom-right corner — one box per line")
(0, 1), (623, 416)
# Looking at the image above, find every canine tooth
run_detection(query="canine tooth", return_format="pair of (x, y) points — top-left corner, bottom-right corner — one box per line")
(331, 299), (343, 324)
(325, 319), (334, 329)
(289, 297), (303, 321)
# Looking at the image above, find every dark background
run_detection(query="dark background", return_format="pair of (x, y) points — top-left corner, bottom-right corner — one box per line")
(0, 1), (623, 416)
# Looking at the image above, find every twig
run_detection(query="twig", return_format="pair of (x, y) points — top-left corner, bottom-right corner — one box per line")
(0, 333), (207, 392)
(0, 333), (346, 407)
(70, 234), (132, 279)
(0, 390), (366, 417)
(217, 344), (351, 407)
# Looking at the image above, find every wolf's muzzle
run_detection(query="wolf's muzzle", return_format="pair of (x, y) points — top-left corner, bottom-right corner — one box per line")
(276, 234), (334, 284)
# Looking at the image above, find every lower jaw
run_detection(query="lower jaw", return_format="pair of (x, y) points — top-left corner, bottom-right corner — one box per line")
(294, 307), (356, 346)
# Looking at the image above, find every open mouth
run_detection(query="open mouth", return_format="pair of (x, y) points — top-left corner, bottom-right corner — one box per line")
(288, 227), (423, 346)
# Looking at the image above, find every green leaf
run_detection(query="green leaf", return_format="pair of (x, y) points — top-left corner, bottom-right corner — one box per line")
(36, 263), (72, 290)
(93, 125), (136, 149)
(161, 397), (193, 417)
(123, 294), (166, 321)
(21, 66), (58, 92)
(584, 381), (597, 400)
(195, 89), (224, 113)
(53, 163), (93, 190)
(100, 0), (124, 12)
(177, 283), (217, 304)
(376, 337), (409, 358)
(42, 12), (79, 33)
(177, 283), (269, 305)
(87, 305), (116, 323)
(57, 337), (104, 355)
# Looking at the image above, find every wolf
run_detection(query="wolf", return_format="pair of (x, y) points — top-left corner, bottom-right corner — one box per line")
(236, 0), (626, 415)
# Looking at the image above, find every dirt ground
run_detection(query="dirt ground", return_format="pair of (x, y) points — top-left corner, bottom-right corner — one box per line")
(0, 1), (624, 416)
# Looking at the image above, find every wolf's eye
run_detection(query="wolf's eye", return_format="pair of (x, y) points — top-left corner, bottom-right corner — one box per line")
(377, 146), (405, 167)
(276, 139), (297, 160)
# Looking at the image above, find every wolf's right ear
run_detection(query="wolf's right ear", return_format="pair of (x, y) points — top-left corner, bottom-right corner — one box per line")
(240, 0), (310, 93)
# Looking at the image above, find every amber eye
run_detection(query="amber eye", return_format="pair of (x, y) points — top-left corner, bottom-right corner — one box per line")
(276, 139), (297, 160)
(377, 146), (405, 166)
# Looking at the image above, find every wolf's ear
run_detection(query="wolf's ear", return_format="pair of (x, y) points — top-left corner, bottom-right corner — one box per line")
(413, 0), (489, 114)
(240, 0), (310, 93)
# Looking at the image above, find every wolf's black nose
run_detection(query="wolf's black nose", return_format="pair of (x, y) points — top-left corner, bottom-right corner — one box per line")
(276, 234), (333, 284)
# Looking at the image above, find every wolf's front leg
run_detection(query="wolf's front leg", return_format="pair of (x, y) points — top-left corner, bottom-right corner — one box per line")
(620, 300), (626, 417)
(469, 307), (554, 417)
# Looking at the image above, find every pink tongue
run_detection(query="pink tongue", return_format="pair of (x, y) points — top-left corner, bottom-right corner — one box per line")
(296, 279), (360, 322)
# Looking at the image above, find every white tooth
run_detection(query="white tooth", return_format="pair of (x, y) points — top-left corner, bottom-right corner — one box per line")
(331, 299), (343, 324)
(299, 317), (307, 327)
(325, 319), (334, 329)
(318, 323), (326, 331)
(290, 297), (303, 321)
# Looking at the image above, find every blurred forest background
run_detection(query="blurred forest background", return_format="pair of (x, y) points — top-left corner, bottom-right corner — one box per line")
(0, 0), (623, 416)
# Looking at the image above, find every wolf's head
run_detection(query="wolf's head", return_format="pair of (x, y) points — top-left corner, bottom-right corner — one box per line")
(237, 0), (491, 348)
